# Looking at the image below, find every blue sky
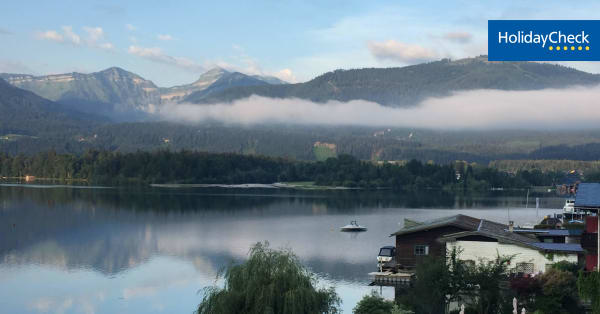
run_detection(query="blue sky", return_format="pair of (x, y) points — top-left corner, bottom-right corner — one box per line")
(2, 0), (600, 86)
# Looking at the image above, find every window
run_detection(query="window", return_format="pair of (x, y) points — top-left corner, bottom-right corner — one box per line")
(516, 262), (535, 275)
(379, 248), (393, 257)
(414, 245), (429, 256)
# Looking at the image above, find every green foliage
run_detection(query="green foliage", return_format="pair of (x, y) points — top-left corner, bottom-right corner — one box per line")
(196, 242), (340, 314)
(313, 145), (337, 161)
(0, 150), (562, 189)
(535, 268), (581, 314)
(550, 261), (580, 276)
(467, 255), (513, 314)
(401, 249), (514, 314)
(353, 292), (394, 314)
(578, 271), (600, 314)
(403, 248), (472, 314)
(390, 304), (415, 314)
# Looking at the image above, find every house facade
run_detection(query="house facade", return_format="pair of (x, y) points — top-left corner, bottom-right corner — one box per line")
(392, 214), (583, 273)
(574, 183), (600, 271)
(441, 227), (581, 275)
(582, 215), (598, 270)
(391, 215), (481, 269)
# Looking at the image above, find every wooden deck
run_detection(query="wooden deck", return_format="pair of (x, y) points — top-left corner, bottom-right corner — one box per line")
(368, 271), (414, 286)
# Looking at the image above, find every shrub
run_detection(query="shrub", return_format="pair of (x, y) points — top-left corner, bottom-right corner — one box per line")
(353, 292), (394, 314)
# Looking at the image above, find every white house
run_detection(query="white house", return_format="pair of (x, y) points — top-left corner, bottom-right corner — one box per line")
(439, 219), (582, 275)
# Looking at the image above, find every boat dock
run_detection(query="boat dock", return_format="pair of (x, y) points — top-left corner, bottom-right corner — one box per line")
(368, 271), (414, 286)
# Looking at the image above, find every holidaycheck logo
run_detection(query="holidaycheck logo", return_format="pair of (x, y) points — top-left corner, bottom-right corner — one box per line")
(498, 31), (589, 49)
(489, 20), (599, 61)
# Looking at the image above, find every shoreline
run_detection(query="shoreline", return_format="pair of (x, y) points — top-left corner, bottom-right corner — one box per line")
(150, 182), (358, 190)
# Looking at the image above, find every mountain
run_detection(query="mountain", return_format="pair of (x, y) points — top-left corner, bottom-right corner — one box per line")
(159, 67), (228, 102)
(251, 75), (287, 85)
(182, 72), (270, 103)
(0, 78), (97, 135)
(0, 67), (288, 120)
(0, 67), (161, 120)
(161, 67), (285, 103)
(188, 56), (600, 106)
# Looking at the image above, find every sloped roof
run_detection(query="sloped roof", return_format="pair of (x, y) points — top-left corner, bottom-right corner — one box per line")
(531, 243), (584, 253)
(575, 183), (600, 209)
(440, 222), (584, 254)
(440, 220), (536, 245)
(391, 214), (481, 236)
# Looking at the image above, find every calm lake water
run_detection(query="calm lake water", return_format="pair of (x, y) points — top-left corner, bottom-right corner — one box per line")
(0, 185), (567, 313)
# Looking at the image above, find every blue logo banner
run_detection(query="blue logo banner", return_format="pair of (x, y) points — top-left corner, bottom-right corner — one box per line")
(488, 20), (599, 61)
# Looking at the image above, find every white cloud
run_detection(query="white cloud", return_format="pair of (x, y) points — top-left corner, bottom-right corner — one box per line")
(128, 45), (204, 72)
(273, 69), (296, 83)
(83, 26), (104, 42)
(157, 34), (173, 41)
(160, 85), (600, 129)
(62, 26), (81, 45)
(125, 24), (136, 31)
(443, 31), (473, 44)
(36, 30), (64, 43)
(98, 42), (114, 50)
(207, 45), (297, 83)
(368, 40), (437, 63)
(35, 25), (113, 50)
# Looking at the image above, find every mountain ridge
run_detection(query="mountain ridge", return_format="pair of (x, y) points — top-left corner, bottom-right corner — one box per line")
(0, 67), (161, 120)
(0, 77), (99, 136)
(1, 66), (288, 119)
(187, 56), (600, 106)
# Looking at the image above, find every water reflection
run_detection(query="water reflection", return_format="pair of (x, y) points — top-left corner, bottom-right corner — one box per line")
(0, 185), (566, 313)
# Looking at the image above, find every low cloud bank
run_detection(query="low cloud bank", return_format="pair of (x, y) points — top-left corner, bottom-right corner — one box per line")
(159, 86), (600, 129)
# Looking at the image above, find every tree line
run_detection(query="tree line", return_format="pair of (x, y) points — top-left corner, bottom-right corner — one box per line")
(0, 150), (567, 189)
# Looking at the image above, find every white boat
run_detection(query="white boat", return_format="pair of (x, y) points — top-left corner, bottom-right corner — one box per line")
(340, 220), (367, 232)
(519, 222), (535, 230)
(563, 199), (575, 214)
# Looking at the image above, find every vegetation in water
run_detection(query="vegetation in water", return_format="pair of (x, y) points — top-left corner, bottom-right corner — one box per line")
(196, 242), (340, 314)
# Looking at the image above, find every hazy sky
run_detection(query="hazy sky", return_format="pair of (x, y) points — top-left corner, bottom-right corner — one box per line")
(2, 0), (600, 86)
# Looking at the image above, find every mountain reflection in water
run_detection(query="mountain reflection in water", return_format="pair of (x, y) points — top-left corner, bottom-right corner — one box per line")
(0, 185), (564, 313)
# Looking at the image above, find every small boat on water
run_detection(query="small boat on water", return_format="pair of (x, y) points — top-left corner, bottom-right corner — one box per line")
(340, 220), (367, 232)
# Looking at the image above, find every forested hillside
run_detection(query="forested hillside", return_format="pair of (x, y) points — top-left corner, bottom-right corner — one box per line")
(0, 150), (565, 189)
(5, 119), (600, 168)
(189, 56), (600, 106)
(0, 78), (99, 136)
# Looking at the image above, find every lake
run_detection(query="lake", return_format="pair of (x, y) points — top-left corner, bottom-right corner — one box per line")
(0, 185), (566, 313)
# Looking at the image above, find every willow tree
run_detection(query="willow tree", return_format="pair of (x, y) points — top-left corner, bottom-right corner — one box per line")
(196, 242), (341, 314)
